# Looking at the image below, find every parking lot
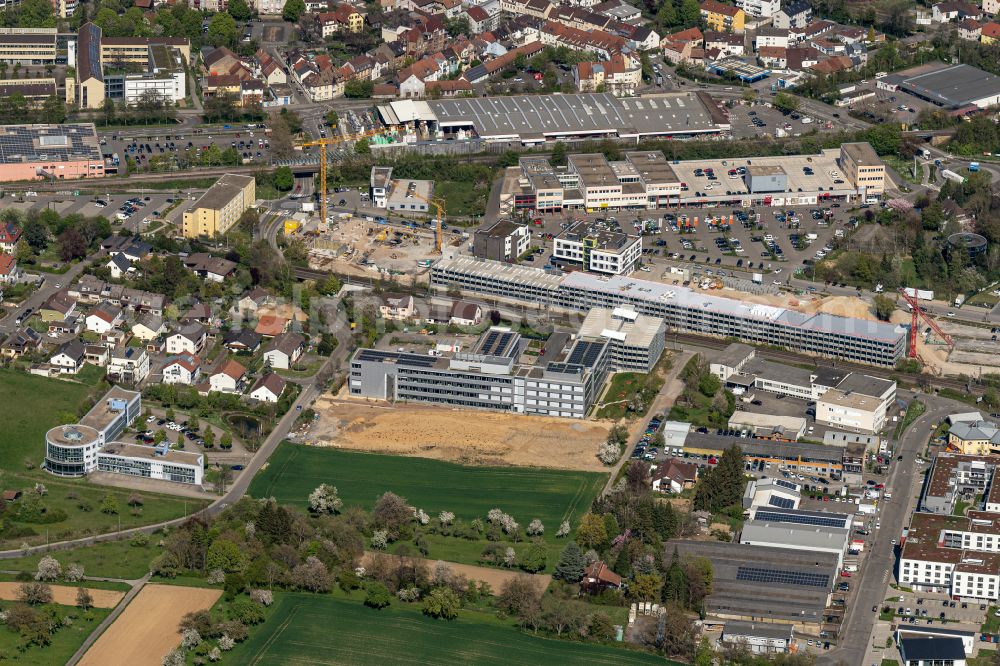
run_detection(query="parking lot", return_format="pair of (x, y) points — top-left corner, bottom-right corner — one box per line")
(2, 191), (194, 234)
(520, 202), (854, 281)
(100, 126), (273, 174)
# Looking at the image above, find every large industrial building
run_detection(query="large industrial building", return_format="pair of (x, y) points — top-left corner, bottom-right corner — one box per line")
(182, 173), (256, 238)
(44, 386), (203, 485)
(501, 144), (885, 213)
(376, 91), (730, 146)
(350, 308), (664, 418)
(0, 124), (105, 182)
(430, 257), (909, 366)
(877, 63), (1000, 110)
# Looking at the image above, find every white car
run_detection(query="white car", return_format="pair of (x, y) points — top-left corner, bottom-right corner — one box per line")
(147, 415), (156, 422)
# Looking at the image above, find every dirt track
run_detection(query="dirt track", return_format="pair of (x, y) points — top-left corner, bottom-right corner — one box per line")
(0, 582), (123, 608)
(310, 397), (611, 471)
(361, 552), (550, 592)
(79, 584), (222, 666)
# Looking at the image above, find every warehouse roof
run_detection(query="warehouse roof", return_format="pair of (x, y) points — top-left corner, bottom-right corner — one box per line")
(894, 63), (1000, 108)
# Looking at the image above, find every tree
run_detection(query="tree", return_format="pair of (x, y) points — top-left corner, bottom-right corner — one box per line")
(220, 432), (233, 449)
(354, 137), (370, 155)
(693, 444), (746, 512)
(274, 166), (294, 191)
(867, 123), (902, 156)
(698, 372), (721, 397)
(520, 544), (547, 573)
(283, 0), (305, 21)
(18, 582), (52, 605)
(58, 227), (87, 262)
(550, 141), (567, 167)
(290, 556), (330, 592)
(422, 587), (460, 619)
(365, 582), (392, 609)
(35, 556), (61, 581)
(575, 513), (608, 550)
(23, 219), (48, 251)
(873, 294), (896, 321)
(344, 79), (374, 99)
(228, 0), (252, 21)
(307, 483), (343, 515)
(553, 541), (587, 582)
(445, 16), (470, 37)
(680, 0), (700, 24)
(207, 539), (246, 573)
(100, 493), (119, 515)
(325, 110), (339, 128)
(268, 112), (295, 160)
(631, 573), (663, 600)
(372, 492), (412, 539)
(661, 548), (689, 607)
(773, 92), (801, 115)
(76, 586), (93, 611)
(497, 575), (541, 616)
(208, 13), (238, 47)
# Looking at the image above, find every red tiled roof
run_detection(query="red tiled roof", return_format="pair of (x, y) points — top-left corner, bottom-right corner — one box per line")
(0, 254), (15, 275)
(700, 0), (741, 17)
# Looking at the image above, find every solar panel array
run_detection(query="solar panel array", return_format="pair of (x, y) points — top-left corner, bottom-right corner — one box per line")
(356, 349), (437, 368)
(477, 329), (517, 357)
(545, 362), (583, 375)
(566, 340), (605, 368)
(767, 496), (796, 509)
(736, 565), (831, 588)
(774, 478), (799, 491)
(753, 509), (848, 529)
(0, 125), (102, 165)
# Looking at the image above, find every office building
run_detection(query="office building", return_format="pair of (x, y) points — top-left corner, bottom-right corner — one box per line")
(385, 179), (433, 213)
(0, 124), (104, 182)
(577, 306), (665, 372)
(350, 325), (613, 419)
(45, 386), (141, 477)
(0, 28), (56, 64)
(553, 220), (642, 275)
(431, 258), (908, 366)
(472, 219), (531, 262)
(182, 174), (256, 238)
(721, 622), (793, 655)
(104, 44), (186, 106)
(97, 442), (203, 485)
(839, 142), (886, 201)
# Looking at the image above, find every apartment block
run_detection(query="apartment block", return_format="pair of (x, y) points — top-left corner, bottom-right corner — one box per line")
(182, 174), (256, 238)
(899, 512), (1000, 601)
(839, 142), (886, 201)
(553, 220), (642, 275)
(472, 219), (531, 262)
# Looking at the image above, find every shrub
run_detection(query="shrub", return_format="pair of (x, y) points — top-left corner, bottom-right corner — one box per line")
(365, 582), (392, 609)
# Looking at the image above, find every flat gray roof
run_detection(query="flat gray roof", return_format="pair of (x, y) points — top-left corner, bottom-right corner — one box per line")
(741, 520), (850, 550)
(724, 621), (793, 641)
(896, 63), (1000, 108)
(192, 173), (254, 211)
(421, 92), (723, 140)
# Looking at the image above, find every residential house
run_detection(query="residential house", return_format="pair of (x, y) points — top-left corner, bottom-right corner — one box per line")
(48, 316), (81, 336)
(933, 1), (981, 21)
(450, 301), (482, 326)
(464, 5), (496, 32)
(107, 254), (136, 280)
(0, 221), (21, 253)
(810, 55), (855, 75)
(426, 79), (473, 97)
(209, 359), (248, 394)
(319, 4), (365, 35)
(982, 21), (1000, 42)
(39, 291), (76, 322)
(182, 303), (213, 325)
(661, 27), (704, 64)
(183, 253), (237, 282)
(131, 314), (165, 341)
(985, 0), (1000, 16)
(203, 46), (252, 79)
(162, 354), (202, 385)
(539, 21), (625, 59)
(699, 0), (745, 33)
(574, 53), (642, 96)
(705, 30), (745, 55)
(223, 329), (262, 353)
(241, 79), (265, 107)
(100, 327), (128, 348)
(237, 287), (273, 315)
(86, 302), (123, 334)
(754, 26), (789, 49)
(625, 25), (661, 52)
(651, 459), (699, 493)
(263, 331), (305, 370)
(255, 314), (289, 337)
(581, 561), (624, 593)
(105, 237), (152, 262)
(772, 0), (811, 29)
(166, 323), (208, 355)
(50, 339), (86, 374)
(84, 344), (109, 367)
(1, 328), (41, 358)
(249, 372), (287, 403)
(0, 254), (20, 284)
(958, 18), (983, 39)
(257, 49), (287, 85)
(380, 293), (416, 320)
(107, 346), (149, 383)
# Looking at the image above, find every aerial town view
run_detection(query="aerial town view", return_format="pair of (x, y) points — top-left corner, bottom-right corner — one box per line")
(1, 0), (1000, 663)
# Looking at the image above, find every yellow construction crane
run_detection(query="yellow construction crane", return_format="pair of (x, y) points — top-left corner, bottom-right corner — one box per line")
(409, 191), (447, 253)
(298, 127), (384, 228)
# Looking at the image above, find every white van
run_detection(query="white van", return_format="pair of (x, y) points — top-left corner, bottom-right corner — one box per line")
(843, 564), (858, 573)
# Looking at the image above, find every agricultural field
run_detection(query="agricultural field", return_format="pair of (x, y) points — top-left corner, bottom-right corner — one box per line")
(222, 592), (669, 666)
(250, 445), (605, 530)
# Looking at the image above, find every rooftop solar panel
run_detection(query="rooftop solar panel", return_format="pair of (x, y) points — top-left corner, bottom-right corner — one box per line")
(753, 509), (848, 528)
(566, 340), (605, 368)
(767, 496), (795, 509)
(356, 349), (437, 367)
(774, 479), (799, 490)
(736, 565), (830, 588)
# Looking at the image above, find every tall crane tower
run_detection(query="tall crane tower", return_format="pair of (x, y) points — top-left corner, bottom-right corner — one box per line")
(898, 288), (955, 358)
(408, 191), (447, 253)
(298, 128), (383, 229)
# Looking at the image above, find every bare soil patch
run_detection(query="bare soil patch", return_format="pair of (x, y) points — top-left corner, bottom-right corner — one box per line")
(79, 584), (222, 666)
(310, 396), (611, 472)
(360, 552), (550, 592)
(0, 582), (122, 608)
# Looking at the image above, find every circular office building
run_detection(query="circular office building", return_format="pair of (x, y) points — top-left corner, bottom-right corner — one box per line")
(44, 424), (99, 477)
(948, 232), (988, 258)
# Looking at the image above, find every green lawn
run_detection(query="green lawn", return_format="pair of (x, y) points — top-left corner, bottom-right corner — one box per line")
(249, 445), (605, 529)
(435, 180), (489, 218)
(0, 600), (110, 664)
(982, 606), (1000, 634)
(0, 538), (161, 580)
(0, 368), (96, 471)
(222, 591), (668, 666)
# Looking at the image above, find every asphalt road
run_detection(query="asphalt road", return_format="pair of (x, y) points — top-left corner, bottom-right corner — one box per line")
(0, 253), (101, 336)
(820, 393), (956, 666)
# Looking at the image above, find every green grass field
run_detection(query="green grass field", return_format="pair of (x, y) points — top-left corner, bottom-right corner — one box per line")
(249, 445), (606, 529)
(0, 368), (96, 470)
(222, 592), (668, 666)
(0, 538), (162, 580)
